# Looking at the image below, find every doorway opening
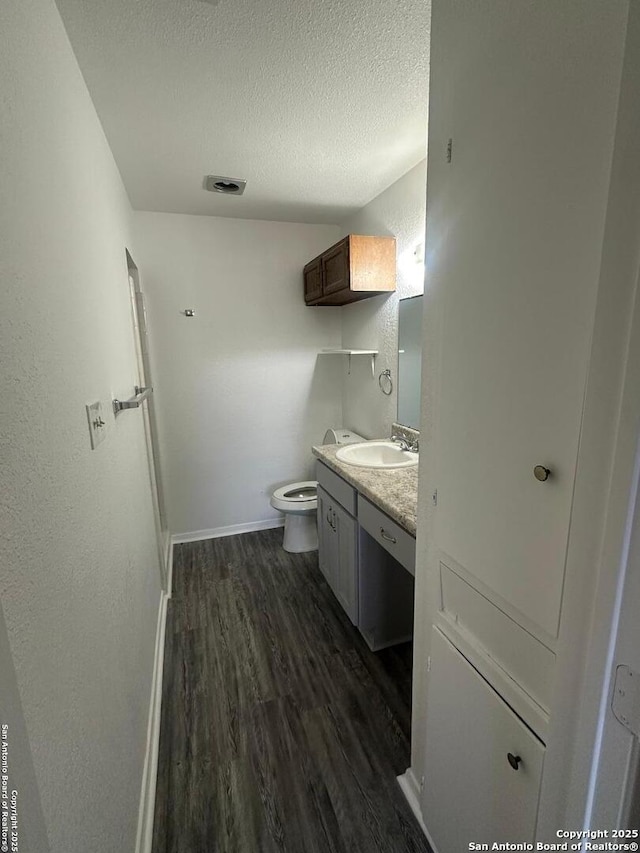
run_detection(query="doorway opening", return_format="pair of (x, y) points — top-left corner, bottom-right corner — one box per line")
(125, 250), (170, 590)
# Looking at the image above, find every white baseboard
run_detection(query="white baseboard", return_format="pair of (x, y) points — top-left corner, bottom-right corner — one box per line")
(397, 768), (439, 852)
(135, 590), (169, 853)
(172, 517), (284, 545)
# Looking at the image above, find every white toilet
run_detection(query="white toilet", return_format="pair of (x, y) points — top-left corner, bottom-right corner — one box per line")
(271, 427), (364, 553)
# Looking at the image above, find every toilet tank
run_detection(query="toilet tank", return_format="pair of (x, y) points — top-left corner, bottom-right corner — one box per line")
(323, 427), (365, 445)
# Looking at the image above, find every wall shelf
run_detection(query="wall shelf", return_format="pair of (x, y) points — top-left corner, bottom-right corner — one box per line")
(319, 349), (378, 376)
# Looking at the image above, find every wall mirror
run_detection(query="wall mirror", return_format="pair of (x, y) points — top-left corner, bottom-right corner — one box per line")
(397, 294), (424, 430)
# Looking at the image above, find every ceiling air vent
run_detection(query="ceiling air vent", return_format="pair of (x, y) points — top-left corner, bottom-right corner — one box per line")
(204, 175), (247, 195)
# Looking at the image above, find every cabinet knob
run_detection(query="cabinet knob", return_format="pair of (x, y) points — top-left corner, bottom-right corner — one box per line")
(507, 752), (522, 770)
(534, 465), (551, 482)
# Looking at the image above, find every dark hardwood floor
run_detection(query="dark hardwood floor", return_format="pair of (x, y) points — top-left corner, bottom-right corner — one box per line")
(152, 528), (430, 853)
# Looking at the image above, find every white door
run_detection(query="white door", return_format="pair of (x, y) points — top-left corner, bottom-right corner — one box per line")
(127, 254), (169, 590)
(430, 0), (610, 639)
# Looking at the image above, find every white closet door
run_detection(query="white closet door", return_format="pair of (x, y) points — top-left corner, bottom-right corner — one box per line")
(430, 0), (622, 636)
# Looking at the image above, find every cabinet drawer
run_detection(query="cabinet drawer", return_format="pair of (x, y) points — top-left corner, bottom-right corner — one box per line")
(423, 627), (545, 849)
(316, 461), (357, 516)
(358, 496), (415, 575)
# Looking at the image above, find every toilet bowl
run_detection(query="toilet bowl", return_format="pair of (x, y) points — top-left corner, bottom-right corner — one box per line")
(271, 428), (364, 554)
(270, 481), (318, 553)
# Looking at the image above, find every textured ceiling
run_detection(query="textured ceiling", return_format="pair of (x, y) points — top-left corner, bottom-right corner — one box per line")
(54, 0), (430, 223)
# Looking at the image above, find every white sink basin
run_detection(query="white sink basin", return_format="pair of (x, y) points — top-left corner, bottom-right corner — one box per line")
(335, 440), (418, 469)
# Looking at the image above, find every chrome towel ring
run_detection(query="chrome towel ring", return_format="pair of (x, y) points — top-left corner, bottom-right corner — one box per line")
(378, 369), (393, 396)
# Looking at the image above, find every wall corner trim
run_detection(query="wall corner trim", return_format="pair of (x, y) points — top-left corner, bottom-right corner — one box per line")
(135, 590), (169, 853)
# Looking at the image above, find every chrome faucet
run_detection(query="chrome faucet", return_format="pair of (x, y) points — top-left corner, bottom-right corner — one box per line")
(391, 434), (419, 453)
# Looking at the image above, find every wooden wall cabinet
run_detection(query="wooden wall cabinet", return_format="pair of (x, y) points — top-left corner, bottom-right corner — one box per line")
(304, 235), (396, 306)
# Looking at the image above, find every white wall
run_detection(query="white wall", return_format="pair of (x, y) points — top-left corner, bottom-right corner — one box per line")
(132, 164), (428, 537)
(132, 212), (342, 537)
(338, 161), (427, 439)
(0, 1), (162, 850)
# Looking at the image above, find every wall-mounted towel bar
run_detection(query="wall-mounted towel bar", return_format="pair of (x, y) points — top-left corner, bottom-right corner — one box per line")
(113, 385), (153, 415)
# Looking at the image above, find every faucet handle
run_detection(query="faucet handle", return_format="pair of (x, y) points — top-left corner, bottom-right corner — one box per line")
(391, 434), (412, 451)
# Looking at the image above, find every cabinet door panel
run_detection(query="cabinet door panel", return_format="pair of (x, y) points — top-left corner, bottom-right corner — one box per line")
(317, 487), (334, 587)
(430, 0), (616, 637)
(333, 502), (358, 625)
(322, 238), (349, 297)
(303, 257), (322, 304)
(423, 628), (544, 849)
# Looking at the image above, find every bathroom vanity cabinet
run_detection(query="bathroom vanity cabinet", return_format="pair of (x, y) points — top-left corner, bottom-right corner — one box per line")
(303, 235), (396, 306)
(316, 460), (414, 650)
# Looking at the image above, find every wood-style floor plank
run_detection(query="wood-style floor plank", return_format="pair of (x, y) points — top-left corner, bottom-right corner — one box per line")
(152, 529), (430, 853)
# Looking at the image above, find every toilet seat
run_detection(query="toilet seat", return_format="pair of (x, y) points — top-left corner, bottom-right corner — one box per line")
(270, 480), (317, 513)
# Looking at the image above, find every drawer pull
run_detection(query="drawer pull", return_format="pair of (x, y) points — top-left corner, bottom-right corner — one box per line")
(507, 752), (522, 770)
(380, 528), (397, 544)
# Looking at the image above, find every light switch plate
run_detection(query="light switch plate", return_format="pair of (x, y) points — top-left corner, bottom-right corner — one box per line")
(86, 401), (106, 450)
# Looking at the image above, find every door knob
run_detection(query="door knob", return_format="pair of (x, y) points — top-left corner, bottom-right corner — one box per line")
(507, 752), (522, 770)
(534, 465), (551, 482)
